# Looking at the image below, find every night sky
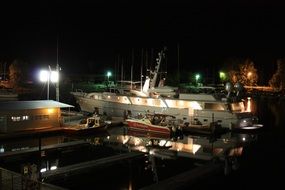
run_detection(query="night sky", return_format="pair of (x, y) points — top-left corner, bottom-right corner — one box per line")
(1, 0), (285, 84)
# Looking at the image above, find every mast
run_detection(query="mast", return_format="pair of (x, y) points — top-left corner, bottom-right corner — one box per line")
(149, 47), (166, 88)
(131, 48), (134, 89)
(56, 36), (59, 102)
(131, 64), (133, 89)
(177, 43), (180, 84)
(140, 62), (143, 92)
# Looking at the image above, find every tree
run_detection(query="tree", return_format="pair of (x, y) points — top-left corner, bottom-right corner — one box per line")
(269, 59), (285, 91)
(239, 59), (258, 86)
(223, 58), (242, 84)
(228, 70), (239, 84)
(225, 58), (258, 86)
(0, 61), (8, 80)
(9, 60), (22, 87)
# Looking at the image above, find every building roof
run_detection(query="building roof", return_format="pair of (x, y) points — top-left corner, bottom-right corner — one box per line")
(0, 100), (74, 111)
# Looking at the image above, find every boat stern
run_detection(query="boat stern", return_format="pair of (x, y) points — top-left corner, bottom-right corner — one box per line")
(234, 112), (263, 130)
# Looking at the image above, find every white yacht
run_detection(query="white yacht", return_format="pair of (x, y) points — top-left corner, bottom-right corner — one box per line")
(71, 49), (262, 130)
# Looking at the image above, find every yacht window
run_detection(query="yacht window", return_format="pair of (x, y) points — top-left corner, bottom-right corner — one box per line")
(230, 102), (245, 112)
(204, 103), (224, 110)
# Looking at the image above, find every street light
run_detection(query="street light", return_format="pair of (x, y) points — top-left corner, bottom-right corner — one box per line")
(39, 69), (59, 100)
(195, 74), (200, 84)
(106, 71), (112, 85)
(247, 72), (252, 79)
(219, 71), (226, 83)
(219, 71), (226, 80)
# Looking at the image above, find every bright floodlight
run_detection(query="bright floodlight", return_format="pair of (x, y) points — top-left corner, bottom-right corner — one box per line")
(50, 71), (59, 83)
(39, 70), (49, 82)
(195, 74), (200, 81)
(107, 71), (112, 77)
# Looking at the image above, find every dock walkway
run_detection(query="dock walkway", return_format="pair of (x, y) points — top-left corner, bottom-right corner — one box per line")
(0, 140), (89, 158)
(140, 162), (224, 190)
(42, 151), (144, 181)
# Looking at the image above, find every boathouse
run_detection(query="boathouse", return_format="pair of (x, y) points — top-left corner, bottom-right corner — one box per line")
(0, 100), (73, 133)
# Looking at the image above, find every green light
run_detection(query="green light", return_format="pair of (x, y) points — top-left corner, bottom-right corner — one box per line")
(107, 71), (112, 77)
(195, 74), (200, 81)
(219, 71), (226, 81)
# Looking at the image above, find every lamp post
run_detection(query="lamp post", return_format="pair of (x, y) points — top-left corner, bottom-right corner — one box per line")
(55, 64), (60, 102)
(219, 71), (226, 83)
(107, 71), (112, 85)
(39, 69), (59, 100)
(195, 74), (200, 85)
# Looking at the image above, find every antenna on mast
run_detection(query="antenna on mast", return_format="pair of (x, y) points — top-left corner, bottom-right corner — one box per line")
(149, 47), (167, 89)
(56, 35), (60, 102)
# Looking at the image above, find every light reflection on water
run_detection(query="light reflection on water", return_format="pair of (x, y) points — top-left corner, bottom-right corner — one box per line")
(252, 96), (285, 128)
(0, 135), (74, 153)
(0, 125), (259, 189)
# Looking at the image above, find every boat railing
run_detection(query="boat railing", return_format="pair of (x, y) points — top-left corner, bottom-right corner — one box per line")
(74, 89), (84, 93)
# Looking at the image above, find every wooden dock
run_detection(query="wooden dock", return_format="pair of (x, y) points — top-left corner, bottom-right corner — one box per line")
(140, 162), (224, 190)
(0, 140), (90, 158)
(42, 152), (144, 181)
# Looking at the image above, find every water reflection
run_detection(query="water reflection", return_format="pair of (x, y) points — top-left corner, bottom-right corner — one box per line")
(0, 127), (260, 189)
(103, 129), (257, 158)
(253, 95), (285, 128)
(98, 128), (259, 178)
(0, 135), (76, 153)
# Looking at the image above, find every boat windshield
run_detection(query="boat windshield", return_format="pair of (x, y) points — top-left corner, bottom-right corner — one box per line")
(230, 102), (246, 112)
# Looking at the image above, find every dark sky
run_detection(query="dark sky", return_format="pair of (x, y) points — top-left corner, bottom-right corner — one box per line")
(1, 0), (285, 84)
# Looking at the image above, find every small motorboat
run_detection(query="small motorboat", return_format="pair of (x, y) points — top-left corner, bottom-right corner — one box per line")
(125, 113), (182, 136)
(182, 119), (226, 135)
(63, 115), (110, 135)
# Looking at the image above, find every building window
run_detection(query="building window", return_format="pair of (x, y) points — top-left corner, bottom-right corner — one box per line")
(22, 115), (29, 120)
(34, 115), (49, 120)
(11, 116), (30, 122)
(43, 115), (49, 120)
(11, 116), (21, 122)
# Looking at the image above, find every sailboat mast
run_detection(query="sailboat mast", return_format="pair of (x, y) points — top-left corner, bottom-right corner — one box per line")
(131, 48), (134, 89)
(140, 59), (143, 92)
(177, 43), (180, 84)
(56, 35), (59, 102)
(131, 64), (133, 90)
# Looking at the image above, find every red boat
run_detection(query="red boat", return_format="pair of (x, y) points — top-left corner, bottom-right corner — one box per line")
(125, 113), (182, 135)
(127, 127), (171, 139)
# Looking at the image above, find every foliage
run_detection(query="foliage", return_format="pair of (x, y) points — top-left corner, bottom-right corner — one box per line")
(238, 59), (258, 86)
(225, 58), (258, 86)
(0, 62), (8, 80)
(166, 71), (180, 86)
(8, 59), (30, 88)
(269, 59), (285, 91)
(9, 60), (22, 87)
(228, 70), (238, 84)
(221, 58), (241, 84)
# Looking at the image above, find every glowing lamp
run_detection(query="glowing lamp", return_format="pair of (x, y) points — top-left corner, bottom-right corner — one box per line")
(39, 70), (49, 82)
(50, 71), (59, 83)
